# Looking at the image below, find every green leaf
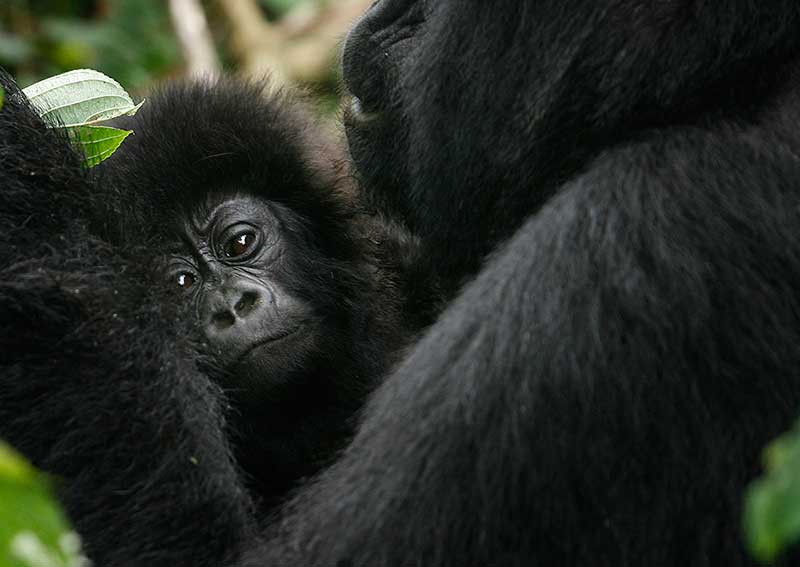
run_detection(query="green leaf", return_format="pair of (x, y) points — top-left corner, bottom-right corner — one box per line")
(0, 442), (88, 567)
(68, 125), (133, 168)
(21, 69), (143, 128)
(744, 421), (800, 563)
(18, 69), (143, 167)
(0, 85), (4, 110)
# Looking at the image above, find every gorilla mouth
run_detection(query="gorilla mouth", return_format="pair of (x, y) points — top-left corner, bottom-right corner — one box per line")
(239, 326), (303, 360)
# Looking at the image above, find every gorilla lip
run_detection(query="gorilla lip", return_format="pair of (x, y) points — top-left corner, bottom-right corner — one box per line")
(239, 326), (303, 360)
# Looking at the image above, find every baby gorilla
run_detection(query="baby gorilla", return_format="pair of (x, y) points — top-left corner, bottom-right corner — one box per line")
(96, 79), (426, 509)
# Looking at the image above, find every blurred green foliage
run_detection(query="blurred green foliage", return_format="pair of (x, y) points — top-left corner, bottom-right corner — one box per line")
(0, 0), (180, 93)
(259, 0), (315, 19)
(0, 442), (86, 567)
(744, 419), (800, 563)
(1, 0), (335, 99)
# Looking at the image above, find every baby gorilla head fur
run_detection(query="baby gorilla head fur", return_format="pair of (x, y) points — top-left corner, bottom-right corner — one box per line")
(96, 79), (423, 508)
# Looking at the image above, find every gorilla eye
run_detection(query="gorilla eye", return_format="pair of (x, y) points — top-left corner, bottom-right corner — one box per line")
(176, 272), (196, 289)
(225, 231), (257, 258)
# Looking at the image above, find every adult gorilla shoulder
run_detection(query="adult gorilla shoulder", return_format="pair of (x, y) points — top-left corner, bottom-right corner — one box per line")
(256, 1), (800, 566)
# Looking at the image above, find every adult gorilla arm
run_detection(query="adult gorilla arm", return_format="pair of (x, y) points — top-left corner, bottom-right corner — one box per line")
(0, 75), (254, 567)
(258, 120), (800, 563)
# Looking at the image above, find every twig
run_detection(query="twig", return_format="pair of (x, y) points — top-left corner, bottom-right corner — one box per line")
(168, 0), (220, 78)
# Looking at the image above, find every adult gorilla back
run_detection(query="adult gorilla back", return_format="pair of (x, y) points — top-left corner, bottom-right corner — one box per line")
(256, 1), (800, 566)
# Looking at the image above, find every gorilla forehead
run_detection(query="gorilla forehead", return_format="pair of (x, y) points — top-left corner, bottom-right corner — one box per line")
(182, 192), (279, 237)
(111, 80), (320, 186)
(98, 78), (351, 249)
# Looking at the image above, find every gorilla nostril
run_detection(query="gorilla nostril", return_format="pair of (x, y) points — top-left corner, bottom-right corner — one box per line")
(234, 291), (259, 316)
(212, 311), (236, 330)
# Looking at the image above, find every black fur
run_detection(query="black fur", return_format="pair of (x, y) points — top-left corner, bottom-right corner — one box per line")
(253, 1), (800, 566)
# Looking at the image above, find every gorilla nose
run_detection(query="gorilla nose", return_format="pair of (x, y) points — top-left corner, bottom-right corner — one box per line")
(210, 290), (258, 330)
(202, 285), (269, 344)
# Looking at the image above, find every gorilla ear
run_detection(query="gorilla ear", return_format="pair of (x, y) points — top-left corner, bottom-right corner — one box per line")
(21, 69), (145, 168)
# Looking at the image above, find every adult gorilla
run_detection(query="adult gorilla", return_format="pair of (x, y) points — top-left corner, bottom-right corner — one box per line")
(253, 1), (800, 566)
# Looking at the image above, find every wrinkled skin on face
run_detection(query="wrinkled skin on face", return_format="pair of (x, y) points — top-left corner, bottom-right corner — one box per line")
(167, 195), (318, 395)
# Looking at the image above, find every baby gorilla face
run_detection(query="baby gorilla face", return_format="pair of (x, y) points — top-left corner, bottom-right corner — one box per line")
(165, 193), (320, 397)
